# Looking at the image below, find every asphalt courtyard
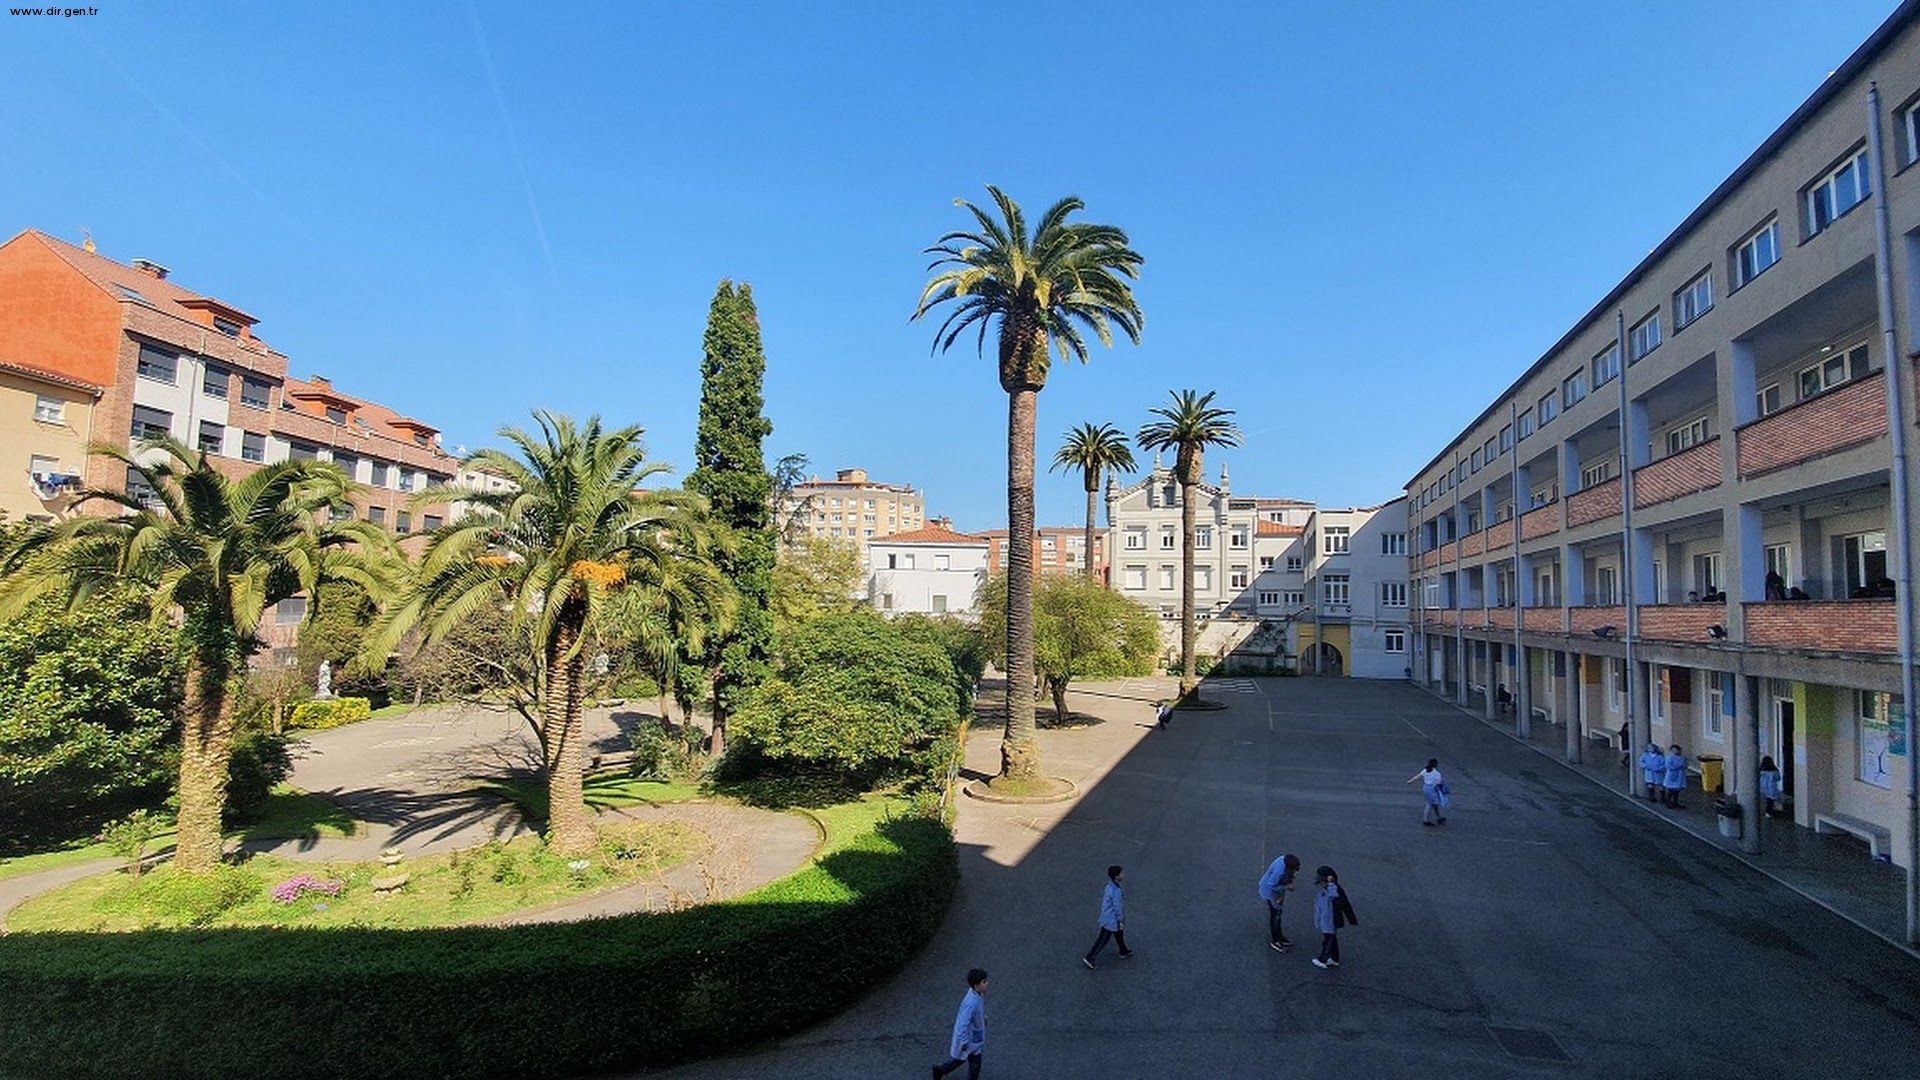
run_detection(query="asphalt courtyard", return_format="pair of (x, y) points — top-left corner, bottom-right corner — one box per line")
(655, 675), (1920, 1078)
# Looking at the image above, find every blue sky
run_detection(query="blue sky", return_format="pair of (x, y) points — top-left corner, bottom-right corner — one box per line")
(0, 1), (1900, 530)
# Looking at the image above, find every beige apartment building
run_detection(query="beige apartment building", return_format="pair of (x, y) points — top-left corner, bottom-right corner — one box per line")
(0, 359), (99, 524)
(778, 467), (925, 560)
(1405, 2), (1920, 875)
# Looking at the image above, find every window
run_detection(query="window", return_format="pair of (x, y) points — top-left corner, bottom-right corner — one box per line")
(1765, 543), (1792, 590)
(1230, 525), (1249, 549)
(1230, 566), (1249, 589)
(325, 406), (347, 425)
(33, 395), (63, 423)
(1124, 527), (1146, 550)
(136, 344), (177, 383)
(1283, 590), (1305, 607)
(1470, 448), (1482, 473)
(1286, 555), (1303, 572)
(1258, 555), (1275, 571)
(241, 376), (271, 409)
(288, 441), (318, 462)
(1530, 482), (1557, 508)
(332, 453), (358, 480)
(1123, 565), (1146, 590)
(932, 595), (949, 614)
(1381, 532), (1407, 555)
(1518, 411), (1535, 440)
(1160, 526), (1176, 550)
(1322, 573), (1350, 605)
(1041, 536), (1056, 552)
(124, 466), (161, 510)
(900, 553), (916, 570)
(1323, 525), (1350, 554)
(1594, 566), (1619, 605)
(1905, 98), (1920, 165)
(1258, 590), (1280, 606)
(213, 316), (242, 338)
(197, 420), (223, 455)
(1628, 313), (1661, 362)
(1842, 530), (1888, 595)
(1499, 424), (1513, 452)
(391, 511), (412, 534)
(275, 597), (307, 625)
(1580, 460), (1613, 489)
(1756, 383), (1782, 417)
(1799, 342), (1870, 400)
(1674, 270), (1712, 330)
(1666, 417), (1709, 456)
(423, 515), (443, 531)
(1610, 659), (1626, 709)
(1156, 565), (1175, 590)
(368, 505), (386, 525)
(399, 472), (417, 493)
(371, 461), (391, 488)
(934, 554), (951, 570)
(1384, 629), (1406, 654)
(131, 404), (171, 441)
(1538, 392), (1558, 427)
(241, 432), (265, 462)
(1734, 220), (1780, 287)
(1195, 526), (1213, 550)
(1424, 577), (1441, 608)
(1562, 370), (1587, 409)
(1857, 691), (1899, 789)
(201, 363), (228, 398)
(1593, 342), (1622, 386)
(1707, 676), (1725, 739)
(1381, 582), (1408, 607)
(1695, 552), (1721, 594)
(885, 553), (898, 569)
(1806, 148), (1870, 235)
(1194, 566), (1212, 591)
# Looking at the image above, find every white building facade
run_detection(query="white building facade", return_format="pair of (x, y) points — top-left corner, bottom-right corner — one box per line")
(1299, 498), (1413, 679)
(866, 524), (989, 617)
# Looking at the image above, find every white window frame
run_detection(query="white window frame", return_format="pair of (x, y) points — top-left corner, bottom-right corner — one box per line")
(1323, 525), (1350, 554)
(1158, 565), (1175, 590)
(1258, 555), (1275, 571)
(1580, 460), (1613, 490)
(1283, 590), (1305, 607)
(1230, 525), (1249, 549)
(1806, 148), (1870, 236)
(1666, 417), (1709, 456)
(1230, 566), (1250, 589)
(1322, 574), (1350, 605)
(1381, 532), (1407, 555)
(1595, 565), (1619, 605)
(1160, 526), (1176, 550)
(1381, 582), (1408, 608)
(1674, 269), (1712, 330)
(33, 395), (63, 423)
(1765, 543), (1792, 589)
(1384, 629), (1407, 654)
(1592, 342), (1621, 387)
(1124, 527), (1146, 551)
(1286, 555), (1304, 572)
(1194, 565), (1213, 591)
(1905, 98), (1920, 166)
(1562, 370), (1588, 409)
(1258, 590), (1280, 606)
(1756, 382), (1782, 417)
(1628, 312), (1662, 362)
(1123, 565), (1147, 590)
(1799, 342), (1868, 400)
(1500, 424), (1514, 452)
(1734, 219), (1780, 288)
(934, 554), (951, 570)
(1195, 525), (1213, 551)
(1538, 392), (1559, 426)
(1518, 411), (1535, 440)
(1706, 677), (1725, 740)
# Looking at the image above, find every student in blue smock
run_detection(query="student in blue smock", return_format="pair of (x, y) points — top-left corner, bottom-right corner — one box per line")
(1662, 744), (1688, 808)
(1640, 743), (1665, 801)
(1083, 865), (1133, 968)
(1759, 755), (1784, 818)
(1258, 852), (1302, 951)
(932, 968), (988, 1079)
(1310, 865), (1359, 970)
(1406, 758), (1447, 825)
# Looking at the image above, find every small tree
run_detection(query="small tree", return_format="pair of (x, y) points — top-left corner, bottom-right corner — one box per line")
(770, 534), (862, 632)
(99, 809), (167, 877)
(981, 574), (1158, 724)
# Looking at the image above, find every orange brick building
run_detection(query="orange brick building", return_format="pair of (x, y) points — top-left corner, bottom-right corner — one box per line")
(979, 526), (1108, 582)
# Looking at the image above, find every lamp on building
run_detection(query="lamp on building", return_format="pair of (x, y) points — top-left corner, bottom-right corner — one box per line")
(1706, 624), (1728, 640)
(1593, 626), (1617, 639)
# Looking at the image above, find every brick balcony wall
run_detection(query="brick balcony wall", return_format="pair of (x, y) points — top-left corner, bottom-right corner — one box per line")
(1566, 477), (1621, 527)
(1523, 608), (1565, 633)
(1633, 438), (1721, 508)
(1569, 605), (1626, 634)
(1521, 503), (1560, 541)
(1638, 603), (1727, 642)
(122, 304), (287, 380)
(1488, 607), (1516, 630)
(272, 407), (457, 476)
(1486, 520), (1514, 548)
(1736, 371), (1887, 478)
(1460, 531), (1485, 558)
(1745, 599), (1897, 653)
(1421, 548), (1439, 570)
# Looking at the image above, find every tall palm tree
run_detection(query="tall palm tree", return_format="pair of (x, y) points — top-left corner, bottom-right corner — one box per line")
(1051, 422), (1135, 582)
(0, 439), (392, 871)
(370, 412), (726, 855)
(914, 186), (1143, 783)
(1137, 390), (1242, 701)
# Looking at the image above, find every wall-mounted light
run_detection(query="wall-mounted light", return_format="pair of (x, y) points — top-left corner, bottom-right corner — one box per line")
(1594, 626), (1617, 639)
(1707, 624), (1728, 640)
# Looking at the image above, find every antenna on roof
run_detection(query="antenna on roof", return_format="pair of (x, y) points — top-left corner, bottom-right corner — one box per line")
(81, 229), (95, 254)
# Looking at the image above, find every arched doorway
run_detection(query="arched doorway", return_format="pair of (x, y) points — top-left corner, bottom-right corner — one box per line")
(1304, 642), (1344, 676)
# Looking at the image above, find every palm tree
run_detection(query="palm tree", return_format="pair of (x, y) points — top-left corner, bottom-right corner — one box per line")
(1051, 422), (1135, 582)
(370, 412), (726, 855)
(1137, 390), (1242, 701)
(913, 186), (1143, 783)
(0, 439), (392, 872)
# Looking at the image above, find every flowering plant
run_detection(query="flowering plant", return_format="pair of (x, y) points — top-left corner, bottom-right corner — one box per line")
(271, 873), (344, 904)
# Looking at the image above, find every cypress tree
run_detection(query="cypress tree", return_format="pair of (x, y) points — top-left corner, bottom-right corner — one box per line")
(686, 280), (775, 755)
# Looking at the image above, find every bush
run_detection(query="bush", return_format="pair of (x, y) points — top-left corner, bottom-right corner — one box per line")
(0, 815), (957, 1078)
(223, 725), (292, 825)
(627, 718), (706, 781)
(286, 697), (372, 731)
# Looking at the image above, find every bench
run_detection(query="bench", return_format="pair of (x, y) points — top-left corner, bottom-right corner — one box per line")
(1814, 812), (1892, 860)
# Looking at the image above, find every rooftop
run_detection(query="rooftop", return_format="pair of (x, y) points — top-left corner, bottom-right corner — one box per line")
(19, 229), (268, 344)
(870, 524), (987, 546)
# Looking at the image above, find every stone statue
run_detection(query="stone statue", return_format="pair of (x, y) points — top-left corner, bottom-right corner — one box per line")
(315, 660), (334, 700)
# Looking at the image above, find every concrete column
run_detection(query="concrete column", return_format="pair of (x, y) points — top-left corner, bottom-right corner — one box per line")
(1562, 542), (1587, 606)
(1735, 671), (1762, 853)
(1795, 506), (1825, 598)
(1626, 397), (1653, 469)
(1728, 339), (1759, 427)
(1631, 528), (1658, 604)
(1454, 633), (1467, 706)
(1485, 642), (1499, 720)
(1664, 539), (1687, 602)
(1561, 439), (1582, 496)
(1516, 461), (1535, 508)
(1517, 645), (1533, 738)
(1632, 660), (1655, 799)
(1564, 651), (1583, 763)
(1730, 503), (1765, 637)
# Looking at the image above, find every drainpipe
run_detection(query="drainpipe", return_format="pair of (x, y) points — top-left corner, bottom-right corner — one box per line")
(1866, 83), (1919, 944)
(1619, 309), (1646, 798)
(1511, 398), (1528, 737)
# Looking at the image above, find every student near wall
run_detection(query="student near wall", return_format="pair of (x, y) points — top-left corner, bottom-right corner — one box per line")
(1662, 745), (1689, 809)
(1759, 756), (1784, 818)
(1640, 743), (1666, 802)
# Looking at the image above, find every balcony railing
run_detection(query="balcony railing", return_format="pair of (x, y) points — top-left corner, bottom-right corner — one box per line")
(1565, 476), (1621, 528)
(1569, 605), (1626, 634)
(1520, 502), (1560, 541)
(1633, 437), (1721, 509)
(1736, 370), (1887, 478)
(1744, 598), (1897, 654)
(1637, 602), (1727, 642)
(1486, 519), (1514, 548)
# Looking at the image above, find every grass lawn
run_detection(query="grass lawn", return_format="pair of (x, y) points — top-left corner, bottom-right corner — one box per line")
(367, 701), (418, 720)
(5, 819), (705, 932)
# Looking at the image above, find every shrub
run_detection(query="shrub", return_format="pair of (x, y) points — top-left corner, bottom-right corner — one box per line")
(0, 816), (957, 1078)
(97, 809), (167, 877)
(223, 725), (291, 826)
(286, 697), (372, 731)
(627, 718), (707, 781)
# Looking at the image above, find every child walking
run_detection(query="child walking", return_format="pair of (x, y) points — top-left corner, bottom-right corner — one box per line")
(1639, 742), (1665, 802)
(1407, 758), (1447, 825)
(1662, 744), (1689, 808)
(1759, 755), (1784, 818)
(1082, 865), (1132, 968)
(932, 968), (988, 1079)
(1310, 865), (1358, 970)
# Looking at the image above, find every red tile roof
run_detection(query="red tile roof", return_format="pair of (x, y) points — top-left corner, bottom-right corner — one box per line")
(0, 356), (103, 394)
(1256, 520), (1303, 537)
(872, 524), (987, 545)
(23, 230), (266, 340)
(284, 375), (439, 442)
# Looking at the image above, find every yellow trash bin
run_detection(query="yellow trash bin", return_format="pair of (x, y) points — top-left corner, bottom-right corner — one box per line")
(1698, 753), (1724, 794)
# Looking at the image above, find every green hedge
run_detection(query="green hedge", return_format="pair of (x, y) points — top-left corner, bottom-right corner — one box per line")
(286, 696), (372, 730)
(0, 815), (956, 1078)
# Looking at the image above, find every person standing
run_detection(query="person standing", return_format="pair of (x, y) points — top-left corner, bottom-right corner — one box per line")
(1310, 865), (1358, 970)
(1406, 758), (1447, 825)
(933, 968), (988, 1079)
(1759, 755), (1784, 818)
(1155, 699), (1172, 731)
(1257, 852), (1301, 951)
(1083, 865), (1133, 968)
(1662, 744), (1689, 809)
(1639, 742), (1665, 802)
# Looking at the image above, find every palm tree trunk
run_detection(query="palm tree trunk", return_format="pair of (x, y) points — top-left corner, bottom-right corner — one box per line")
(1083, 476), (1100, 582)
(545, 602), (595, 855)
(1002, 386), (1041, 781)
(174, 653), (236, 873)
(1180, 480), (1198, 699)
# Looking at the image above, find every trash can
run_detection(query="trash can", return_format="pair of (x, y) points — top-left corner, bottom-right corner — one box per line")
(1699, 753), (1725, 794)
(1715, 798), (1742, 839)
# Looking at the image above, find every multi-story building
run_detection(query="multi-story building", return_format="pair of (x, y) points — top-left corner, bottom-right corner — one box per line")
(1404, 2), (1920, 868)
(0, 358), (99, 523)
(0, 230), (459, 536)
(1298, 500), (1411, 679)
(1106, 458), (1310, 622)
(979, 526), (1108, 582)
(866, 522), (989, 617)
(778, 467), (924, 561)
(1251, 519), (1308, 619)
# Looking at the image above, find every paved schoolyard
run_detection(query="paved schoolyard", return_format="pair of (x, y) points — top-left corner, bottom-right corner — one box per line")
(655, 675), (1920, 1077)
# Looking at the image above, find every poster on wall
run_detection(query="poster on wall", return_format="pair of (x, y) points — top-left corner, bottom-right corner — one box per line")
(1861, 692), (1897, 789)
